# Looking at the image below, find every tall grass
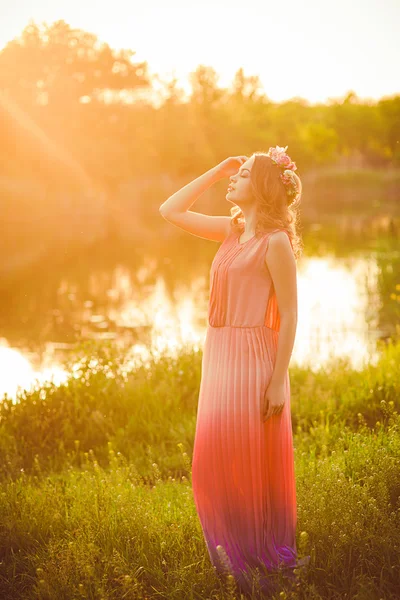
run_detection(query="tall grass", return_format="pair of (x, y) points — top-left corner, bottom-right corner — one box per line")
(1, 337), (400, 599)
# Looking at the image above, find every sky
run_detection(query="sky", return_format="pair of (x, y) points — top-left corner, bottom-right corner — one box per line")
(0, 0), (399, 104)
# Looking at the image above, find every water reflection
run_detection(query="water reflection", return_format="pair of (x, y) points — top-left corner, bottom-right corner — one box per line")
(0, 341), (70, 400)
(0, 246), (386, 402)
(295, 255), (380, 369)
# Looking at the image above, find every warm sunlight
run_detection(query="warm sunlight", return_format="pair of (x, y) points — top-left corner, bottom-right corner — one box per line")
(1, 1), (399, 596)
(0, 256), (381, 401)
(1, 0), (399, 103)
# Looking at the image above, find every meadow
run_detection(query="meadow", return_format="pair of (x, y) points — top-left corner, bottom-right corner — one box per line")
(1, 12), (400, 600)
(1, 330), (400, 600)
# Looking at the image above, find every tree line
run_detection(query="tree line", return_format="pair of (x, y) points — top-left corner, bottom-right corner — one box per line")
(1, 19), (399, 189)
(0, 19), (399, 264)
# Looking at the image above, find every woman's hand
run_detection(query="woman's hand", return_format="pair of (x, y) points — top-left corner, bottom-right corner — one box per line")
(216, 155), (249, 179)
(261, 379), (286, 422)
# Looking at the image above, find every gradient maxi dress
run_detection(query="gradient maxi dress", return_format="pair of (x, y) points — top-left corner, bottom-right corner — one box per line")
(191, 226), (302, 595)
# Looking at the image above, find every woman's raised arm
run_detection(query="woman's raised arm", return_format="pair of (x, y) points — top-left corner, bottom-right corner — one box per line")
(159, 156), (247, 242)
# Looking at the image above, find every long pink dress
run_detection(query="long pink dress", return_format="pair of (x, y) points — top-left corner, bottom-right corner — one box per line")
(191, 226), (302, 595)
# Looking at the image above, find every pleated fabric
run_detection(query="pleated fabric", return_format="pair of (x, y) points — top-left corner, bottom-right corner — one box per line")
(191, 227), (302, 595)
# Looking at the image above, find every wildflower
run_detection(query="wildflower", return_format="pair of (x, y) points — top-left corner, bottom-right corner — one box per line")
(216, 544), (234, 575)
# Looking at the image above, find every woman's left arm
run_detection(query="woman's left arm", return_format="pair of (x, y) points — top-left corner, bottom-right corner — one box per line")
(265, 231), (298, 384)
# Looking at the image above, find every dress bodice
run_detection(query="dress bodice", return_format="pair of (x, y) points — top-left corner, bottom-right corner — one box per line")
(208, 228), (293, 330)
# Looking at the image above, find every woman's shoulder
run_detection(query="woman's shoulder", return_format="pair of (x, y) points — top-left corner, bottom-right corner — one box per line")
(263, 228), (293, 251)
(259, 227), (288, 239)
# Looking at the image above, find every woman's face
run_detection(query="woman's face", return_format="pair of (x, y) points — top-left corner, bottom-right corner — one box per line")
(226, 155), (255, 205)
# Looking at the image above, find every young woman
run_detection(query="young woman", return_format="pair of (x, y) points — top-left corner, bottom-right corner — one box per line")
(159, 147), (309, 595)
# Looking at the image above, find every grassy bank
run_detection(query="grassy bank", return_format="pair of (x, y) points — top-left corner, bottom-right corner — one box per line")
(1, 338), (400, 599)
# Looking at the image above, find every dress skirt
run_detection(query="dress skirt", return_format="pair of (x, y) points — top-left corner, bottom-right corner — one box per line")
(191, 227), (305, 594)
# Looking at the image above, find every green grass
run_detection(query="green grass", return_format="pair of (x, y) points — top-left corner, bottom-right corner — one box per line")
(1, 337), (400, 599)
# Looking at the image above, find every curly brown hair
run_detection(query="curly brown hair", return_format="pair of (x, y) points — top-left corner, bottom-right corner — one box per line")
(229, 151), (304, 260)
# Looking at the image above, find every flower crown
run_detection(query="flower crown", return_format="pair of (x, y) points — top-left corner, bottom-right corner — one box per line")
(266, 145), (299, 202)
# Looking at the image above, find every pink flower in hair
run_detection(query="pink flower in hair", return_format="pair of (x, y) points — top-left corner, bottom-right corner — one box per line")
(266, 145), (299, 202)
(267, 145), (297, 172)
(267, 145), (287, 164)
(279, 154), (292, 168)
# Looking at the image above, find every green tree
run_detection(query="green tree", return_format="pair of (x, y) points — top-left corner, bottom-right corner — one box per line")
(297, 121), (339, 165)
(0, 19), (149, 108)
